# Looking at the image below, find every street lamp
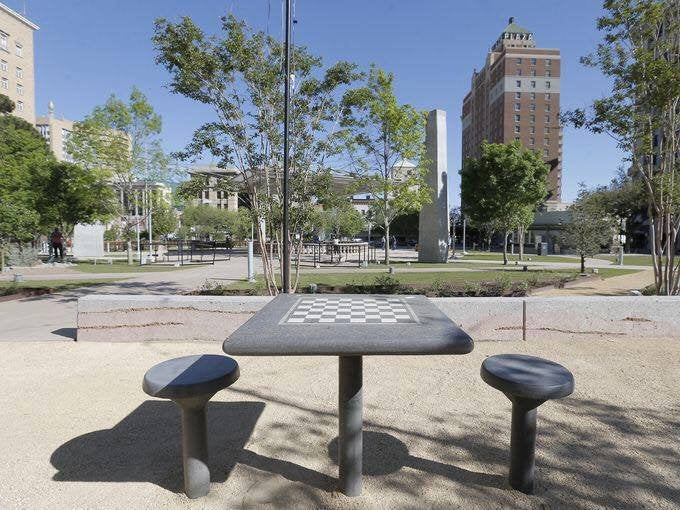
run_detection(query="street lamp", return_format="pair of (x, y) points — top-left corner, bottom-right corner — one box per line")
(282, 0), (292, 293)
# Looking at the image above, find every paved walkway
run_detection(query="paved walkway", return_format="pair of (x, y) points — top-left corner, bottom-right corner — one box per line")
(0, 256), (254, 342)
(532, 269), (655, 296)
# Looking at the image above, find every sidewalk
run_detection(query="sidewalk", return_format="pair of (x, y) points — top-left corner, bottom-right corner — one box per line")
(0, 257), (254, 342)
(532, 269), (655, 296)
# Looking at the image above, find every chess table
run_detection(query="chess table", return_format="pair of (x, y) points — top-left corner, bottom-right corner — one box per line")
(223, 294), (473, 496)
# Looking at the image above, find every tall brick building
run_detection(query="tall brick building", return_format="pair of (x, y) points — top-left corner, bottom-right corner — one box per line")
(462, 17), (563, 207)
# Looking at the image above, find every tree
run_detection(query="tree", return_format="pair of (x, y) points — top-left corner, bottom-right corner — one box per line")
(563, 186), (619, 273)
(341, 66), (431, 264)
(460, 141), (549, 264)
(67, 87), (170, 262)
(36, 161), (116, 232)
(148, 200), (178, 239)
(0, 202), (39, 271)
(321, 200), (365, 239)
(563, 0), (680, 294)
(153, 14), (360, 293)
(0, 94), (15, 114)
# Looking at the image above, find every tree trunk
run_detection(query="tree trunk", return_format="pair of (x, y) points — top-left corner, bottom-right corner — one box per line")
(502, 231), (509, 265)
(126, 240), (133, 265)
(518, 226), (525, 261)
(384, 222), (390, 266)
(581, 254), (586, 274)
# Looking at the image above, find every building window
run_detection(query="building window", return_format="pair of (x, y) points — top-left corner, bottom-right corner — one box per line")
(530, 103), (536, 110)
(546, 70), (552, 77)
(515, 102), (521, 111)
(545, 115), (550, 124)
(530, 138), (535, 146)
(515, 125), (521, 133)
(1, 77), (7, 90)
(15, 43), (22, 57)
(545, 103), (551, 112)
(204, 190), (209, 199)
(530, 115), (536, 124)
(545, 126), (550, 134)
(653, 134), (659, 147)
(0, 60), (6, 72)
(515, 136), (520, 142)
(530, 92), (536, 100)
(515, 91), (521, 99)
(546, 81), (551, 89)
(16, 83), (23, 95)
(543, 148), (549, 157)
(15, 67), (22, 79)
(516, 80), (521, 87)
(544, 137), (550, 145)
(0, 32), (7, 50)
(531, 69), (537, 77)
(546, 58), (552, 66)
(531, 80), (536, 88)
(516, 68), (522, 76)
(516, 58), (522, 64)
(515, 114), (521, 122)
(530, 126), (535, 134)
(545, 93), (551, 100)
(17, 100), (23, 111)
(531, 58), (537, 65)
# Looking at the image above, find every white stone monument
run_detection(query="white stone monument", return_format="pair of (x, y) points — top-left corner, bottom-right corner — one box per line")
(72, 223), (105, 258)
(418, 109), (450, 263)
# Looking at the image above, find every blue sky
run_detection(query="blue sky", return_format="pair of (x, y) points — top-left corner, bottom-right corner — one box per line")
(10, 0), (623, 204)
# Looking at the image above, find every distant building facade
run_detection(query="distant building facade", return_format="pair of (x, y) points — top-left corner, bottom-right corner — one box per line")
(461, 17), (563, 206)
(35, 101), (74, 161)
(188, 166), (241, 210)
(0, 2), (37, 124)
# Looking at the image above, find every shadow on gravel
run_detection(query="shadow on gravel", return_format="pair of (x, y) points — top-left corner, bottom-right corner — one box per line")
(50, 401), (265, 493)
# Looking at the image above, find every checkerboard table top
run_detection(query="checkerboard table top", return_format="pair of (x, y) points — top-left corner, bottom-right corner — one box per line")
(282, 296), (418, 324)
(223, 294), (474, 356)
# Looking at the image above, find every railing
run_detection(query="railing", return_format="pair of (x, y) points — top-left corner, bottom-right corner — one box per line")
(137, 240), (233, 266)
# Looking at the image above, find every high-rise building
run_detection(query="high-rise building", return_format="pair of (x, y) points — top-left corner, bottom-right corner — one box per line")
(36, 101), (74, 161)
(462, 17), (563, 205)
(0, 2), (38, 124)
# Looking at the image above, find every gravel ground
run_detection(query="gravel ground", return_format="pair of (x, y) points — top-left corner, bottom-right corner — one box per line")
(0, 338), (678, 509)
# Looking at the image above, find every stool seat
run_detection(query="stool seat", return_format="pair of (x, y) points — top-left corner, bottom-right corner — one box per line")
(143, 354), (239, 400)
(481, 354), (574, 401)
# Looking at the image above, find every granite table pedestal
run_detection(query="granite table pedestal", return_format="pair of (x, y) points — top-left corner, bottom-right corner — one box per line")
(223, 294), (474, 497)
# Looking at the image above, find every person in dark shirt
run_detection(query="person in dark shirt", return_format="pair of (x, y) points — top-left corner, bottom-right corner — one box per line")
(50, 228), (64, 262)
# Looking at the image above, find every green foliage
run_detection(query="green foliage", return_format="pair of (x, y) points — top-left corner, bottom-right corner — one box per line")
(460, 141), (549, 262)
(151, 201), (179, 239)
(37, 162), (116, 231)
(153, 14), (361, 293)
(563, 0), (680, 294)
(562, 186), (619, 272)
(319, 200), (365, 238)
(341, 66), (431, 263)
(181, 205), (252, 242)
(67, 87), (171, 241)
(0, 94), (15, 114)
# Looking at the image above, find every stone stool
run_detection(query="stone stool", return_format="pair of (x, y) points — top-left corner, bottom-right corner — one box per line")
(481, 354), (574, 494)
(142, 354), (240, 498)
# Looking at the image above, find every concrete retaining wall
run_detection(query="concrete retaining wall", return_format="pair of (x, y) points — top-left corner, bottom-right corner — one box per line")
(77, 294), (680, 343)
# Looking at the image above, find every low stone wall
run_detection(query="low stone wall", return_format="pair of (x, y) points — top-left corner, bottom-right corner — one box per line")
(77, 295), (680, 343)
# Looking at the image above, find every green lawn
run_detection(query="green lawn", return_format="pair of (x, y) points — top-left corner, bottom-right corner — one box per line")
(225, 267), (641, 292)
(461, 252), (578, 263)
(1, 278), (123, 295)
(594, 254), (654, 266)
(72, 260), (189, 273)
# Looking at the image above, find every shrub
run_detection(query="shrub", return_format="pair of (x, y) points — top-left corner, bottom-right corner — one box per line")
(373, 274), (402, 294)
(7, 244), (40, 266)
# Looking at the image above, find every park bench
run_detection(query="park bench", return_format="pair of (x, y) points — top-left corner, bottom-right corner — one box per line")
(142, 354), (240, 499)
(481, 354), (574, 494)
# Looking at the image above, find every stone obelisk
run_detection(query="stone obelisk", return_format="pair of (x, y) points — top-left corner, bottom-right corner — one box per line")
(418, 109), (450, 263)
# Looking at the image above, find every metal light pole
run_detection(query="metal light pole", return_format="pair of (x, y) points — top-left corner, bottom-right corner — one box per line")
(282, 0), (292, 293)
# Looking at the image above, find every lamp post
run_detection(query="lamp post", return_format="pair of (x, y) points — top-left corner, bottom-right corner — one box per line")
(281, 0), (292, 293)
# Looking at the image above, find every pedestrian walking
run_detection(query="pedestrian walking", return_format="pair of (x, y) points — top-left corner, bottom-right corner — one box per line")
(51, 228), (64, 262)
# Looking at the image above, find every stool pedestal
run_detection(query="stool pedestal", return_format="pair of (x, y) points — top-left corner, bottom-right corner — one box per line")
(508, 397), (543, 494)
